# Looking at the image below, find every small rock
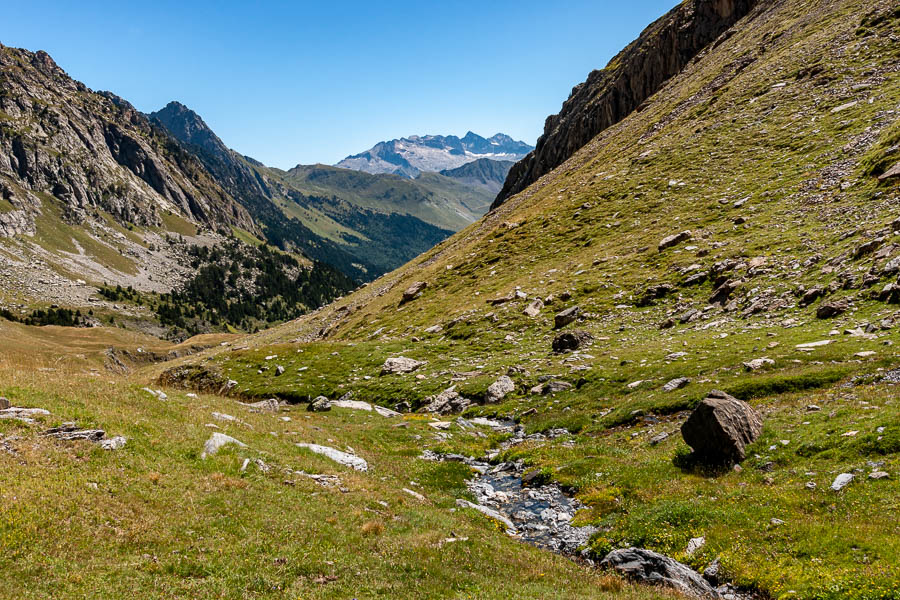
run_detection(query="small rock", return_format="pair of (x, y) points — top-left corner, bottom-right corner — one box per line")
(830, 473), (853, 491)
(869, 471), (889, 480)
(485, 375), (515, 403)
(308, 396), (331, 412)
(455, 499), (515, 531)
(0, 397), (9, 410)
(543, 380), (573, 394)
(662, 377), (690, 392)
(552, 329), (593, 352)
(275, 365), (285, 376)
(523, 299), (544, 317)
(99, 436), (127, 450)
(297, 443), (368, 472)
(554, 306), (581, 329)
(685, 536), (705, 556)
(401, 281), (427, 303)
(743, 357), (774, 371)
(658, 230), (692, 252)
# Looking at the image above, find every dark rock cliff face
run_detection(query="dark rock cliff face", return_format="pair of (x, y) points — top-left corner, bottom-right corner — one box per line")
(493, 0), (760, 209)
(0, 44), (257, 235)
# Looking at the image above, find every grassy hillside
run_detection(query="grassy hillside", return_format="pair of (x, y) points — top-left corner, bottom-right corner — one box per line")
(0, 325), (668, 600)
(158, 1), (900, 597)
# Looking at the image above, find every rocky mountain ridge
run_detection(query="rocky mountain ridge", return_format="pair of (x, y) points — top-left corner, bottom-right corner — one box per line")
(494, 0), (759, 208)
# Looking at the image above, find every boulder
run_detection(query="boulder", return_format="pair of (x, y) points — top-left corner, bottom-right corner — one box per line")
(658, 230), (692, 252)
(485, 376), (515, 403)
(552, 330), (592, 352)
(308, 396), (331, 412)
(381, 356), (426, 375)
(681, 390), (763, 463)
(600, 548), (716, 598)
(816, 299), (849, 318)
(401, 281), (427, 303)
(554, 306), (581, 329)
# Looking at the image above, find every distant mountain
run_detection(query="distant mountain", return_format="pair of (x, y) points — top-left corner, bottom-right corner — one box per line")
(439, 158), (515, 195)
(150, 103), (497, 279)
(335, 132), (532, 178)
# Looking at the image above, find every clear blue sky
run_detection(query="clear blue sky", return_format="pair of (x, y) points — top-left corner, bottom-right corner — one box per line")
(4, 0), (675, 168)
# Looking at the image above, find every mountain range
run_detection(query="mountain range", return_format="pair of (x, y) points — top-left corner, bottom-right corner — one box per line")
(0, 49), (509, 335)
(335, 132), (532, 178)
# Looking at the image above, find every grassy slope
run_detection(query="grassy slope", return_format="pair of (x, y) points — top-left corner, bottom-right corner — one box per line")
(161, 1), (900, 597)
(275, 164), (493, 232)
(0, 329), (668, 600)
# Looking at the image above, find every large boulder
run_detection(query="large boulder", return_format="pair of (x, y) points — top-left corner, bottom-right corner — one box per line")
(485, 376), (515, 403)
(381, 356), (426, 375)
(681, 390), (763, 463)
(552, 330), (592, 352)
(601, 548), (717, 598)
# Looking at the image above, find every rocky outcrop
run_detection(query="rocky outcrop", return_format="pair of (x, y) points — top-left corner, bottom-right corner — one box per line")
(493, 0), (759, 208)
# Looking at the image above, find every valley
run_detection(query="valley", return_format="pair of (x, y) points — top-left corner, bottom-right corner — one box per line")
(2, 0), (900, 598)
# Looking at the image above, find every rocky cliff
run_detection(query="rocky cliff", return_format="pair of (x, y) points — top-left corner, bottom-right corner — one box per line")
(0, 44), (257, 237)
(492, 0), (759, 208)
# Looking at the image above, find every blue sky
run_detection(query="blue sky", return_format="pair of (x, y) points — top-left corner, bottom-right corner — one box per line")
(4, 0), (675, 168)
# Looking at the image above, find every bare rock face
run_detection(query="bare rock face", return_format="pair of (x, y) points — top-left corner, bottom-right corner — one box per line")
(0, 44), (256, 235)
(600, 548), (717, 598)
(493, 0), (759, 208)
(681, 390), (763, 462)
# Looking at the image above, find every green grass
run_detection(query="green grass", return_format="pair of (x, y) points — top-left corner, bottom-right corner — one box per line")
(0, 357), (667, 600)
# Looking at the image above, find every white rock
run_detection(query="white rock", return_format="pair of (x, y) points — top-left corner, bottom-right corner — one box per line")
(296, 443), (368, 472)
(99, 436), (127, 450)
(455, 499), (516, 531)
(831, 473), (854, 491)
(381, 356), (426, 375)
(403, 488), (426, 501)
(685, 536), (705, 556)
(332, 399), (373, 411)
(202, 432), (246, 458)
